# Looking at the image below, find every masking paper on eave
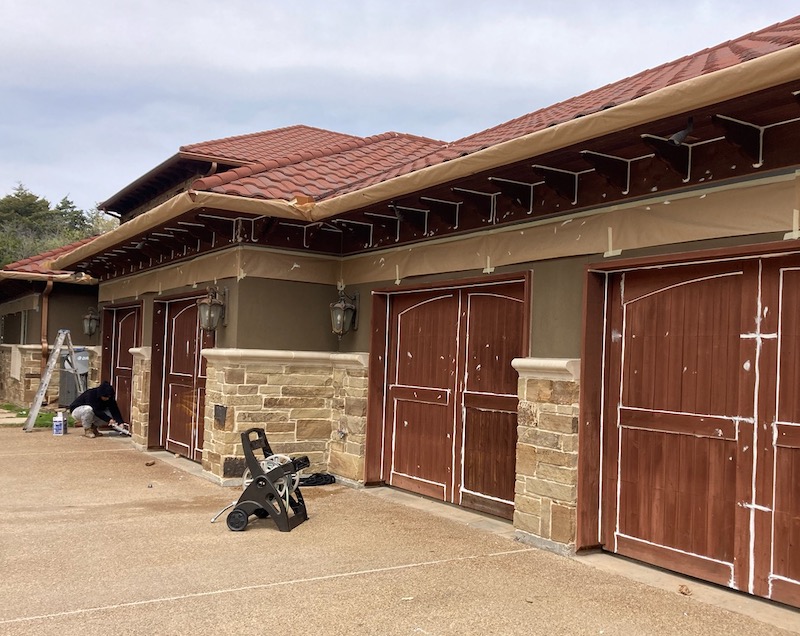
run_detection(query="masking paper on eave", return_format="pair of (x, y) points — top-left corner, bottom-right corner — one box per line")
(53, 191), (313, 270)
(97, 177), (797, 299)
(340, 178), (797, 285)
(97, 246), (339, 302)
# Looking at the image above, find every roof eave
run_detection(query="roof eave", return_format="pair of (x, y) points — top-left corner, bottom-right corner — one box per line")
(99, 151), (249, 211)
(51, 191), (316, 270)
(307, 43), (800, 221)
(62, 42), (800, 271)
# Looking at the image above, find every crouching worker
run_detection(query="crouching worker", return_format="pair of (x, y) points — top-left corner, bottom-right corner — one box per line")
(69, 381), (130, 438)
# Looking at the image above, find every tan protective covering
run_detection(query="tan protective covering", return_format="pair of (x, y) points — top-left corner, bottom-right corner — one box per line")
(53, 191), (313, 271)
(338, 174), (799, 285)
(52, 43), (800, 273)
(98, 245), (339, 302)
(0, 293), (39, 317)
(96, 174), (797, 298)
(0, 271), (95, 283)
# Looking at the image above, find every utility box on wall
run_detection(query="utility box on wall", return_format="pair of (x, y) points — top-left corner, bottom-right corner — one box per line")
(58, 349), (89, 407)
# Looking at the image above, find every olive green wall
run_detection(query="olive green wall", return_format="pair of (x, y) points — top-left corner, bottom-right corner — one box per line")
(233, 277), (342, 351)
(49, 286), (100, 347)
(344, 257), (589, 360)
(2, 313), (22, 344)
(528, 256), (589, 359)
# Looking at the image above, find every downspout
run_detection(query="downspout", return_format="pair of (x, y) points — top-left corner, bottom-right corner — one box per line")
(40, 278), (53, 379)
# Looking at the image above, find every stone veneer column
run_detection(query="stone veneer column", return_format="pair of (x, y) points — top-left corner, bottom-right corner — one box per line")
(129, 347), (152, 449)
(512, 357), (580, 556)
(201, 349), (368, 486)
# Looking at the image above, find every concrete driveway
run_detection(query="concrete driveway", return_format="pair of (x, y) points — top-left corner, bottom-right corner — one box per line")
(1, 426), (797, 636)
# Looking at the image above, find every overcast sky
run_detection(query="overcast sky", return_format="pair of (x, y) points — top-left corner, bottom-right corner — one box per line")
(1, 1), (798, 212)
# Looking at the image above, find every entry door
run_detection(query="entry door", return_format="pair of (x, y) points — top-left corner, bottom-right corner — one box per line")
(161, 297), (213, 462)
(383, 279), (526, 519)
(106, 305), (140, 422)
(602, 257), (800, 607)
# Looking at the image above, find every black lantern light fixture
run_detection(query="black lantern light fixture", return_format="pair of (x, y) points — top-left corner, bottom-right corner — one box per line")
(330, 285), (359, 340)
(83, 307), (99, 336)
(197, 286), (226, 331)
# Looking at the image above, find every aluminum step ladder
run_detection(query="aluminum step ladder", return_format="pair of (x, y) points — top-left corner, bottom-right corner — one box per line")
(23, 329), (85, 432)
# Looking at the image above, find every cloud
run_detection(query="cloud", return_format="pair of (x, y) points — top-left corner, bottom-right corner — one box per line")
(0, 0), (798, 210)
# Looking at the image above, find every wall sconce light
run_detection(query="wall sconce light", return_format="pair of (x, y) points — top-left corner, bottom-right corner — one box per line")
(197, 286), (226, 331)
(330, 287), (359, 340)
(83, 307), (99, 336)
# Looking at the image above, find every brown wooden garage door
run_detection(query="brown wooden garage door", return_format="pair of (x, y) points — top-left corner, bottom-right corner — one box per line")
(380, 276), (528, 519)
(156, 296), (213, 462)
(602, 256), (800, 607)
(102, 305), (141, 423)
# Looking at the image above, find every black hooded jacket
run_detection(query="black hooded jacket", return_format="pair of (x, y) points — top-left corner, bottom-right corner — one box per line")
(68, 381), (125, 423)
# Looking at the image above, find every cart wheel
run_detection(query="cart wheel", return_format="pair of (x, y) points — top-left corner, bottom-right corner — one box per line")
(254, 508), (269, 519)
(226, 508), (249, 531)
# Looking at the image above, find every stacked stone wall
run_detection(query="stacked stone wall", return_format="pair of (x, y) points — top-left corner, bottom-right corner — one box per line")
(129, 348), (152, 448)
(513, 358), (580, 556)
(201, 350), (368, 485)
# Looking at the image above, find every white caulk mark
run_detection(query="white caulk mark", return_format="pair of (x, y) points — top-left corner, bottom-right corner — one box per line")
(743, 360), (751, 371)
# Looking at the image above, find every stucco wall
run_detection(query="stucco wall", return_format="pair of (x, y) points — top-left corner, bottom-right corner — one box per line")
(233, 278), (341, 351)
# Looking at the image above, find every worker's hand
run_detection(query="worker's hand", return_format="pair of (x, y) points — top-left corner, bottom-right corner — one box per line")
(109, 419), (117, 425)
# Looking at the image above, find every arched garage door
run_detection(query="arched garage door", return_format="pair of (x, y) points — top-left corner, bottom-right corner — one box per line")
(599, 255), (800, 607)
(376, 275), (529, 519)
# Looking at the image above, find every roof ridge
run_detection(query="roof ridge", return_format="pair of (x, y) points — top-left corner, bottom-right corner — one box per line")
(180, 124), (362, 153)
(380, 131), (447, 145)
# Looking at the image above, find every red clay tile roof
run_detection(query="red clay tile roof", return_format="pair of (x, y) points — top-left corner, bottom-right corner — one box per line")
(450, 16), (800, 152)
(305, 14), (800, 200)
(191, 15), (800, 205)
(193, 132), (449, 200)
(3, 237), (98, 275)
(180, 124), (363, 163)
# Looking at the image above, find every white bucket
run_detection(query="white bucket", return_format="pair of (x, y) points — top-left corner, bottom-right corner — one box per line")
(52, 412), (64, 436)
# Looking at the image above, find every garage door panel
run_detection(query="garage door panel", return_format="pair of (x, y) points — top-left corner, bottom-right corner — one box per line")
(773, 430), (800, 588)
(391, 399), (451, 490)
(462, 406), (516, 518)
(778, 269), (800, 423)
(623, 272), (742, 415)
(617, 429), (736, 563)
(394, 294), (457, 389)
(464, 292), (523, 395)
(166, 382), (194, 453)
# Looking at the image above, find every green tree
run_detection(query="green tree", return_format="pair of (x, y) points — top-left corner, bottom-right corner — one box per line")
(0, 184), (116, 267)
